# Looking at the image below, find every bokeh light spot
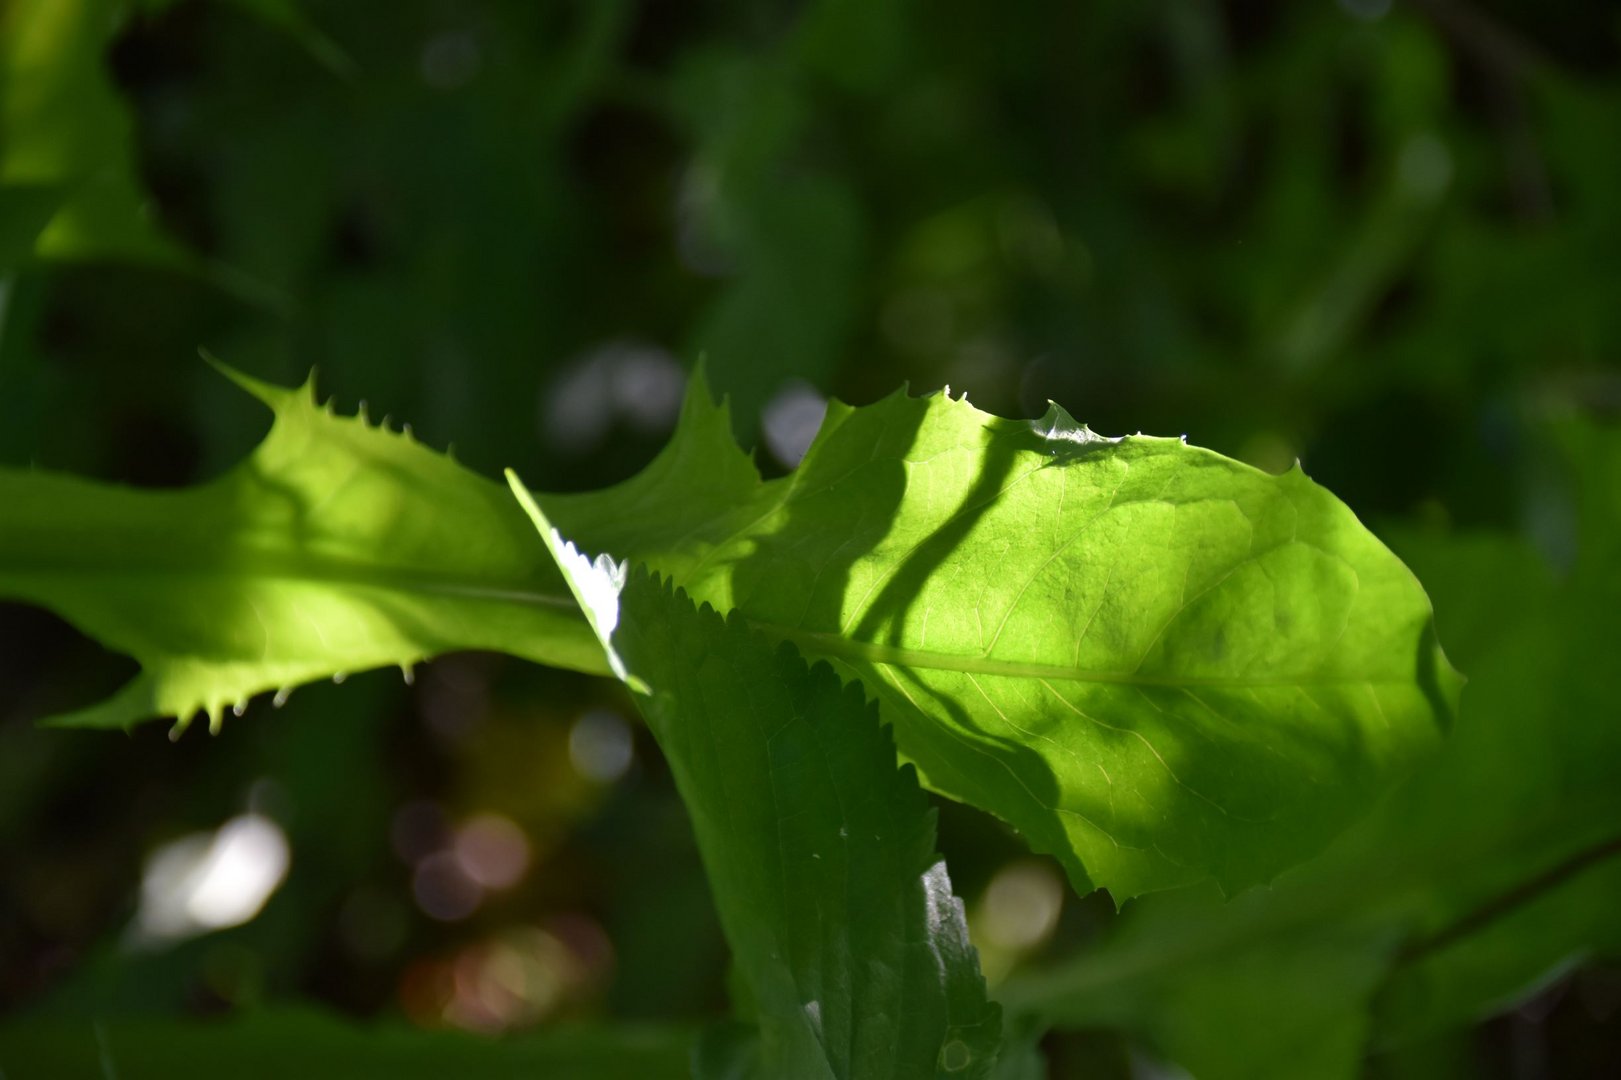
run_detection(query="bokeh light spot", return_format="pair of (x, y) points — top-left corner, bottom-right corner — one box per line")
(568, 709), (634, 783)
(132, 814), (290, 945)
(413, 851), (483, 922)
(762, 380), (828, 468)
(453, 813), (531, 890)
(981, 859), (1063, 951)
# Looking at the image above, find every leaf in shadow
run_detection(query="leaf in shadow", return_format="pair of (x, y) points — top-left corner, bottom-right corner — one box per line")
(514, 489), (1000, 1079)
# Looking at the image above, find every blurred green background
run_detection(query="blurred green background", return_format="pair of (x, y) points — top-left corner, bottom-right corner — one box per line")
(2, 0), (1618, 1076)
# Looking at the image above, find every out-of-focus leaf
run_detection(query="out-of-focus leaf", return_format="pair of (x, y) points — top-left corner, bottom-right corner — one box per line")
(1002, 871), (1400, 1080)
(0, 0), (190, 269)
(1366, 536), (1621, 1044)
(984, 1014), (1048, 1080)
(209, 0), (356, 77)
(514, 498), (1001, 1078)
(0, 184), (67, 269)
(669, 48), (865, 430)
(1002, 422), (1621, 1077)
(0, 1009), (693, 1079)
(689, 174), (865, 430)
(1, 0), (345, 285)
(1372, 841), (1621, 1049)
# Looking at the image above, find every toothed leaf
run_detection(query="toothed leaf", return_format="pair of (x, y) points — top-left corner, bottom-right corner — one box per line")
(0, 363), (605, 732)
(518, 502), (1000, 1078)
(7, 363), (1453, 902)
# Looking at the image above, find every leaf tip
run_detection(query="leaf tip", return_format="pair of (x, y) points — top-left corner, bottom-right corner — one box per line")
(203, 350), (310, 415)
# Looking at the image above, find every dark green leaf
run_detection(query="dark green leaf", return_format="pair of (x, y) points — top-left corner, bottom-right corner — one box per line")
(516, 491), (1001, 1078)
(0, 1009), (692, 1079)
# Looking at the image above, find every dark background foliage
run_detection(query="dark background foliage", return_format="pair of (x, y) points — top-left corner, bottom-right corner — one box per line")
(1, 0), (1617, 1075)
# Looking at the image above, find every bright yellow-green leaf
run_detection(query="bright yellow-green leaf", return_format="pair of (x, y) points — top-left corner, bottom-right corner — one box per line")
(0, 363), (603, 734)
(594, 390), (1459, 899)
(1000, 425), (1621, 1076)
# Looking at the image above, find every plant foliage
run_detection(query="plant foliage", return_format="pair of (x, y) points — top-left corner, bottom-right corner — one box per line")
(999, 428), (1621, 1079)
(0, 363), (1479, 1076)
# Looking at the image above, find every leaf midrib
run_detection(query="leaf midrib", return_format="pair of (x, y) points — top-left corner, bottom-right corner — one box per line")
(6, 541), (1398, 685)
(762, 625), (1401, 689)
(0, 552), (579, 609)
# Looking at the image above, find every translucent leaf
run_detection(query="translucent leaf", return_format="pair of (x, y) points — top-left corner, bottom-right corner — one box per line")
(0, 363), (604, 734)
(608, 390), (1459, 899)
(5, 367), (1455, 901)
(1002, 425), (1621, 1075)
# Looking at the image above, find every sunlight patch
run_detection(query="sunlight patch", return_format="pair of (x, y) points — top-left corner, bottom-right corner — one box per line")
(504, 470), (635, 685)
(129, 814), (290, 946)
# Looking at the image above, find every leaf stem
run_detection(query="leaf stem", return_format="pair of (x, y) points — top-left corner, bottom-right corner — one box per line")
(1395, 832), (1621, 966)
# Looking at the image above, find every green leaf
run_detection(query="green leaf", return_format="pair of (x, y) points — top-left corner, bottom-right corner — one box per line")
(0, 362), (605, 733)
(0, 0), (192, 269)
(544, 358), (778, 578)
(600, 390), (1457, 899)
(1366, 539), (1621, 1046)
(1372, 840), (1621, 1051)
(0, 361), (776, 734)
(205, 0), (357, 77)
(5, 364), (1453, 903)
(0, 1008), (693, 1079)
(516, 490), (1001, 1078)
(1000, 425), (1621, 1075)
(1000, 872), (1400, 1080)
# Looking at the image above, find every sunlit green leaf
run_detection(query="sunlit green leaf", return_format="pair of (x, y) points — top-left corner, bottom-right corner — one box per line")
(0, 362), (777, 733)
(1001, 425), (1621, 1075)
(599, 389), (1457, 899)
(4, 366), (1454, 904)
(0, 362), (604, 733)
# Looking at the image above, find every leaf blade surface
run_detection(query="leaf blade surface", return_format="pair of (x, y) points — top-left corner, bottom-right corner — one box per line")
(650, 391), (1457, 898)
(1000, 429), (1621, 1075)
(0, 367), (605, 731)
